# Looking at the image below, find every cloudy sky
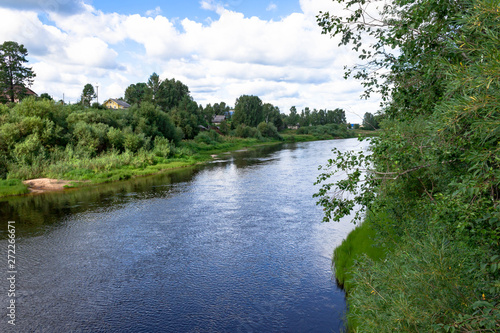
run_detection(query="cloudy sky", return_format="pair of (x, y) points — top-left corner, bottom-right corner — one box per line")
(0, 0), (380, 123)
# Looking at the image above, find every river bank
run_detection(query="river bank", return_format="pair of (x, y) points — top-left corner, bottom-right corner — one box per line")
(0, 138), (364, 332)
(1, 130), (377, 198)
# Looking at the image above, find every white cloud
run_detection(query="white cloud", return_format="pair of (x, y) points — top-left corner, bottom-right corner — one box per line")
(266, 3), (277, 11)
(199, 0), (226, 15)
(64, 37), (119, 68)
(145, 6), (162, 17)
(0, 0), (380, 122)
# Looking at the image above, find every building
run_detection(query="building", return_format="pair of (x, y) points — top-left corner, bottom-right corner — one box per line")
(212, 115), (226, 125)
(103, 98), (131, 109)
(0, 85), (37, 103)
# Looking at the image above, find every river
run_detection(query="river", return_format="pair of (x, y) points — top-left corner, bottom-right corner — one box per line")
(0, 138), (369, 332)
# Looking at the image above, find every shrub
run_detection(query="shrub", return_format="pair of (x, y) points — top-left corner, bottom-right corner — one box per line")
(152, 136), (172, 158)
(13, 133), (46, 166)
(234, 124), (262, 139)
(194, 130), (221, 145)
(107, 127), (125, 151)
(123, 132), (145, 152)
(257, 122), (282, 140)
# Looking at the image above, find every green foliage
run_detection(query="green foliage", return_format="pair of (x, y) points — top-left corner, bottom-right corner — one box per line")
(316, 0), (500, 331)
(233, 95), (264, 127)
(0, 41), (36, 103)
(13, 133), (46, 165)
(333, 212), (387, 291)
(362, 112), (378, 130)
(194, 130), (222, 145)
(0, 179), (29, 196)
(314, 142), (376, 223)
(124, 82), (149, 106)
(81, 83), (96, 107)
(233, 124), (262, 139)
(257, 122), (282, 140)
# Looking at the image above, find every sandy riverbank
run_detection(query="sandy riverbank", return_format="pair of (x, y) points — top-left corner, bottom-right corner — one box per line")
(22, 178), (79, 194)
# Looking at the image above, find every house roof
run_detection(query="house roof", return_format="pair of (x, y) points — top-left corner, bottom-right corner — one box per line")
(105, 98), (131, 108)
(212, 115), (226, 123)
(1, 85), (37, 102)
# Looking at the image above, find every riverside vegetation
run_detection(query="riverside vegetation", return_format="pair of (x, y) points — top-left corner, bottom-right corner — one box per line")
(315, 0), (499, 331)
(0, 97), (358, 197)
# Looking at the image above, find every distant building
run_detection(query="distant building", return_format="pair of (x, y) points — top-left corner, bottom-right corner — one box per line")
(0, 85), (37, 103)
(103, 98), (131, 109)
(212, 115), (226, 125)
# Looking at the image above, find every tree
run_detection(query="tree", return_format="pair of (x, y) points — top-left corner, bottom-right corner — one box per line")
(326, 108), (346, 124)
(39, 93), (53, 101)
(362, 112), (378, 130)
(125, 82), (149, 106)
(285, 106), (300, 127)
(147, 72), (161, 105)
(315, 0), (500, 330)
(81, 84), (96, 107)
(263, 103), (284, 131)
(157, 78), (190, 111)
(232, 95), (263, 127)
(0, 41), (36, 103)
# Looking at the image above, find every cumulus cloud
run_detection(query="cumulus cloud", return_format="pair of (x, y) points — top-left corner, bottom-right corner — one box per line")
(64, 37), (119, 68)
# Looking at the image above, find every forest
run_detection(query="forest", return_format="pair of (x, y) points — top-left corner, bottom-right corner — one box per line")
(315, 0), (500, 331)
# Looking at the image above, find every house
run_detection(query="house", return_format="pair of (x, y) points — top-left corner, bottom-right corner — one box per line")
(1, 85), (38, 103)
(212, 115), (226, 125)
(104, 98), (131, 109)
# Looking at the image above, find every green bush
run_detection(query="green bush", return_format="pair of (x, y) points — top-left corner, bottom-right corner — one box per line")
(152, 136), (172, 158)
(123, 131), (145, 152)
(233, 124), (262, 139)
(13, 133), (46, 166)
(107, 127), (125, 151)
(194, 130), (221, 145)
(257, 122), (282, 140)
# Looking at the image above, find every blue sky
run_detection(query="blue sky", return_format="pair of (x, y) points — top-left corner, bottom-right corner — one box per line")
(90, 0), (302, 21)
(0, 0), (380, 122)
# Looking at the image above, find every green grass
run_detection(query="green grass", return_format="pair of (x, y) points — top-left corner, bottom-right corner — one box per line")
(333, 211), (389, 292)
(0, 179), (29, 197)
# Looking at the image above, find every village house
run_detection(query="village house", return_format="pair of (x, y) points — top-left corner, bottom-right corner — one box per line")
(0, 85), (37, 103)
(212, 115), (226, 125)
(103, 98), (131, 109)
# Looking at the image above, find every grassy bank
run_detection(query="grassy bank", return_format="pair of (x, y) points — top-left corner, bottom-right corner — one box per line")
(0, 130), (355, 197)
(333, 211), (388, 292)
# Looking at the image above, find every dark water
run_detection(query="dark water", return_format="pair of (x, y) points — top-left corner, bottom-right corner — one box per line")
(0, 138), (368, 332)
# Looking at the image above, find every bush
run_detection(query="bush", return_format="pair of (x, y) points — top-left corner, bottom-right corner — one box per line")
(194, 130), (221, 145)
(13, 133), (46, 166)
(234, 124), (262, 139)
(152, 136), (172, 158)
(107, 127), (125, 151)
(123, 131), (145, 152)
(257, 122), (282, 140)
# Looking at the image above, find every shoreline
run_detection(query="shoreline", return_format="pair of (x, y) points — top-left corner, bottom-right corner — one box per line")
(13, 142), (284, 196)
(2, 132), (375, 198)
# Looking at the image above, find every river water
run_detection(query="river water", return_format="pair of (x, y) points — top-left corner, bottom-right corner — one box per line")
(0, 138), (368, 332)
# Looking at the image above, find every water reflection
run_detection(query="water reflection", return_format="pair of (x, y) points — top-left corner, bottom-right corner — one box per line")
(0, 139), (369, 332)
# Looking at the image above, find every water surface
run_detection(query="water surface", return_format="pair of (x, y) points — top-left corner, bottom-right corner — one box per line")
(0, 138), (368, 332)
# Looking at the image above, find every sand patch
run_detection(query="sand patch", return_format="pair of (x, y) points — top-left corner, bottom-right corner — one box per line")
(23, 178), (79, 194)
